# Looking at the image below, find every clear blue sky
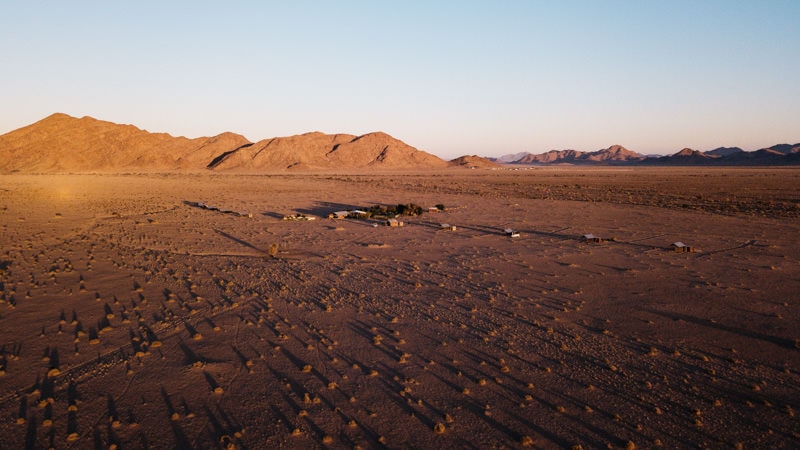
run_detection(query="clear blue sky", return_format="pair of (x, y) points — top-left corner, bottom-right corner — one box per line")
(1, 1), (798, 159)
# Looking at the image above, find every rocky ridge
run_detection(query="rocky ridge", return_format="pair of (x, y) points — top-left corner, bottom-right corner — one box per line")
(0, 113), (447, 173)
(496, 143), (800, 166)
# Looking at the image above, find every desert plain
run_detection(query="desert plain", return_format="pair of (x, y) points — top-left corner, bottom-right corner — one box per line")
(0, 168), (799, 449)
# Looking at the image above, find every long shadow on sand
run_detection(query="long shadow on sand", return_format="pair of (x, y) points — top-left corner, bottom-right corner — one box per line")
(295, 201), (362, 218)
(213, 229), (267, 254)
(261, 211), (285, 220)
(645, 308), (797, 349)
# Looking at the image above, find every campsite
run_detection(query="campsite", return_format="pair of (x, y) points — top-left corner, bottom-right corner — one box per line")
(0, 168), (798, 448)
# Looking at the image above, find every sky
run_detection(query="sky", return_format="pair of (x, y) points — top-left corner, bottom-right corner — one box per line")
(1, 1), (799, 160)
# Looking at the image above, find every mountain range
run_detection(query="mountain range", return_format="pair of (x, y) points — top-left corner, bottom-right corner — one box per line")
(1, 113), (798, 173)
(0, 113), (447, 173)
(494, 143), (800, 166)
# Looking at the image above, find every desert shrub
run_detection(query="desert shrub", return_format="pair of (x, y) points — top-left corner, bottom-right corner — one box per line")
(367, 205), (388, 215)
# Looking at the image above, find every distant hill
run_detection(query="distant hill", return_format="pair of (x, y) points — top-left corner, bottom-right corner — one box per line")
(765, 143), (800, 155)
(717, 148), (794, 165)
(0, 113), (252, 172)
(208, 131), (446, 171)
(502, 145), (645, 165)
(493, 152), (531, 163)
(652, 148), (717, 165)
(651, 146), (800, 166)
(495, 143), (800, 166)
(448, 155), (501, 169)
(705, 146), (744, 157)
(0, 113), (446, 173)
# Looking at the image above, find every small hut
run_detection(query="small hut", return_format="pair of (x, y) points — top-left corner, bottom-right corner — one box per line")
(671, 242), (694, 253)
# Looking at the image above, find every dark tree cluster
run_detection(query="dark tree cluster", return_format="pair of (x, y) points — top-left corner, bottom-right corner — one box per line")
(363, 203), (426, 218)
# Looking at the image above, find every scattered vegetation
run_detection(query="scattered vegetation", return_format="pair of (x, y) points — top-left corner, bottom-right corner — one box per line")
(358, 203), (428, 218)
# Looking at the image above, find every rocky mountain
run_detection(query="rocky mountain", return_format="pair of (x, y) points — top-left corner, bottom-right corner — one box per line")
(0, 113), (446, 172)
(506, 145), (645, 165)
(765, 143), (800, 155)
(207, 131), (447, 171)
(705, 146), (744, 157)
(0, 113), (252, 172)
(496, 143), (800, 166)
(652, 148), (717, 165)
(493, 152), (531, 163)
(718, 148), (796, 165)
(584, 145), (645, 162)
(514, 149), (580, 164)
(652, 146), (800, 166)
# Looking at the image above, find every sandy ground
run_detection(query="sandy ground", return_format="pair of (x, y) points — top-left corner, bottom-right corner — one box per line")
(0, 168), (798, 449)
